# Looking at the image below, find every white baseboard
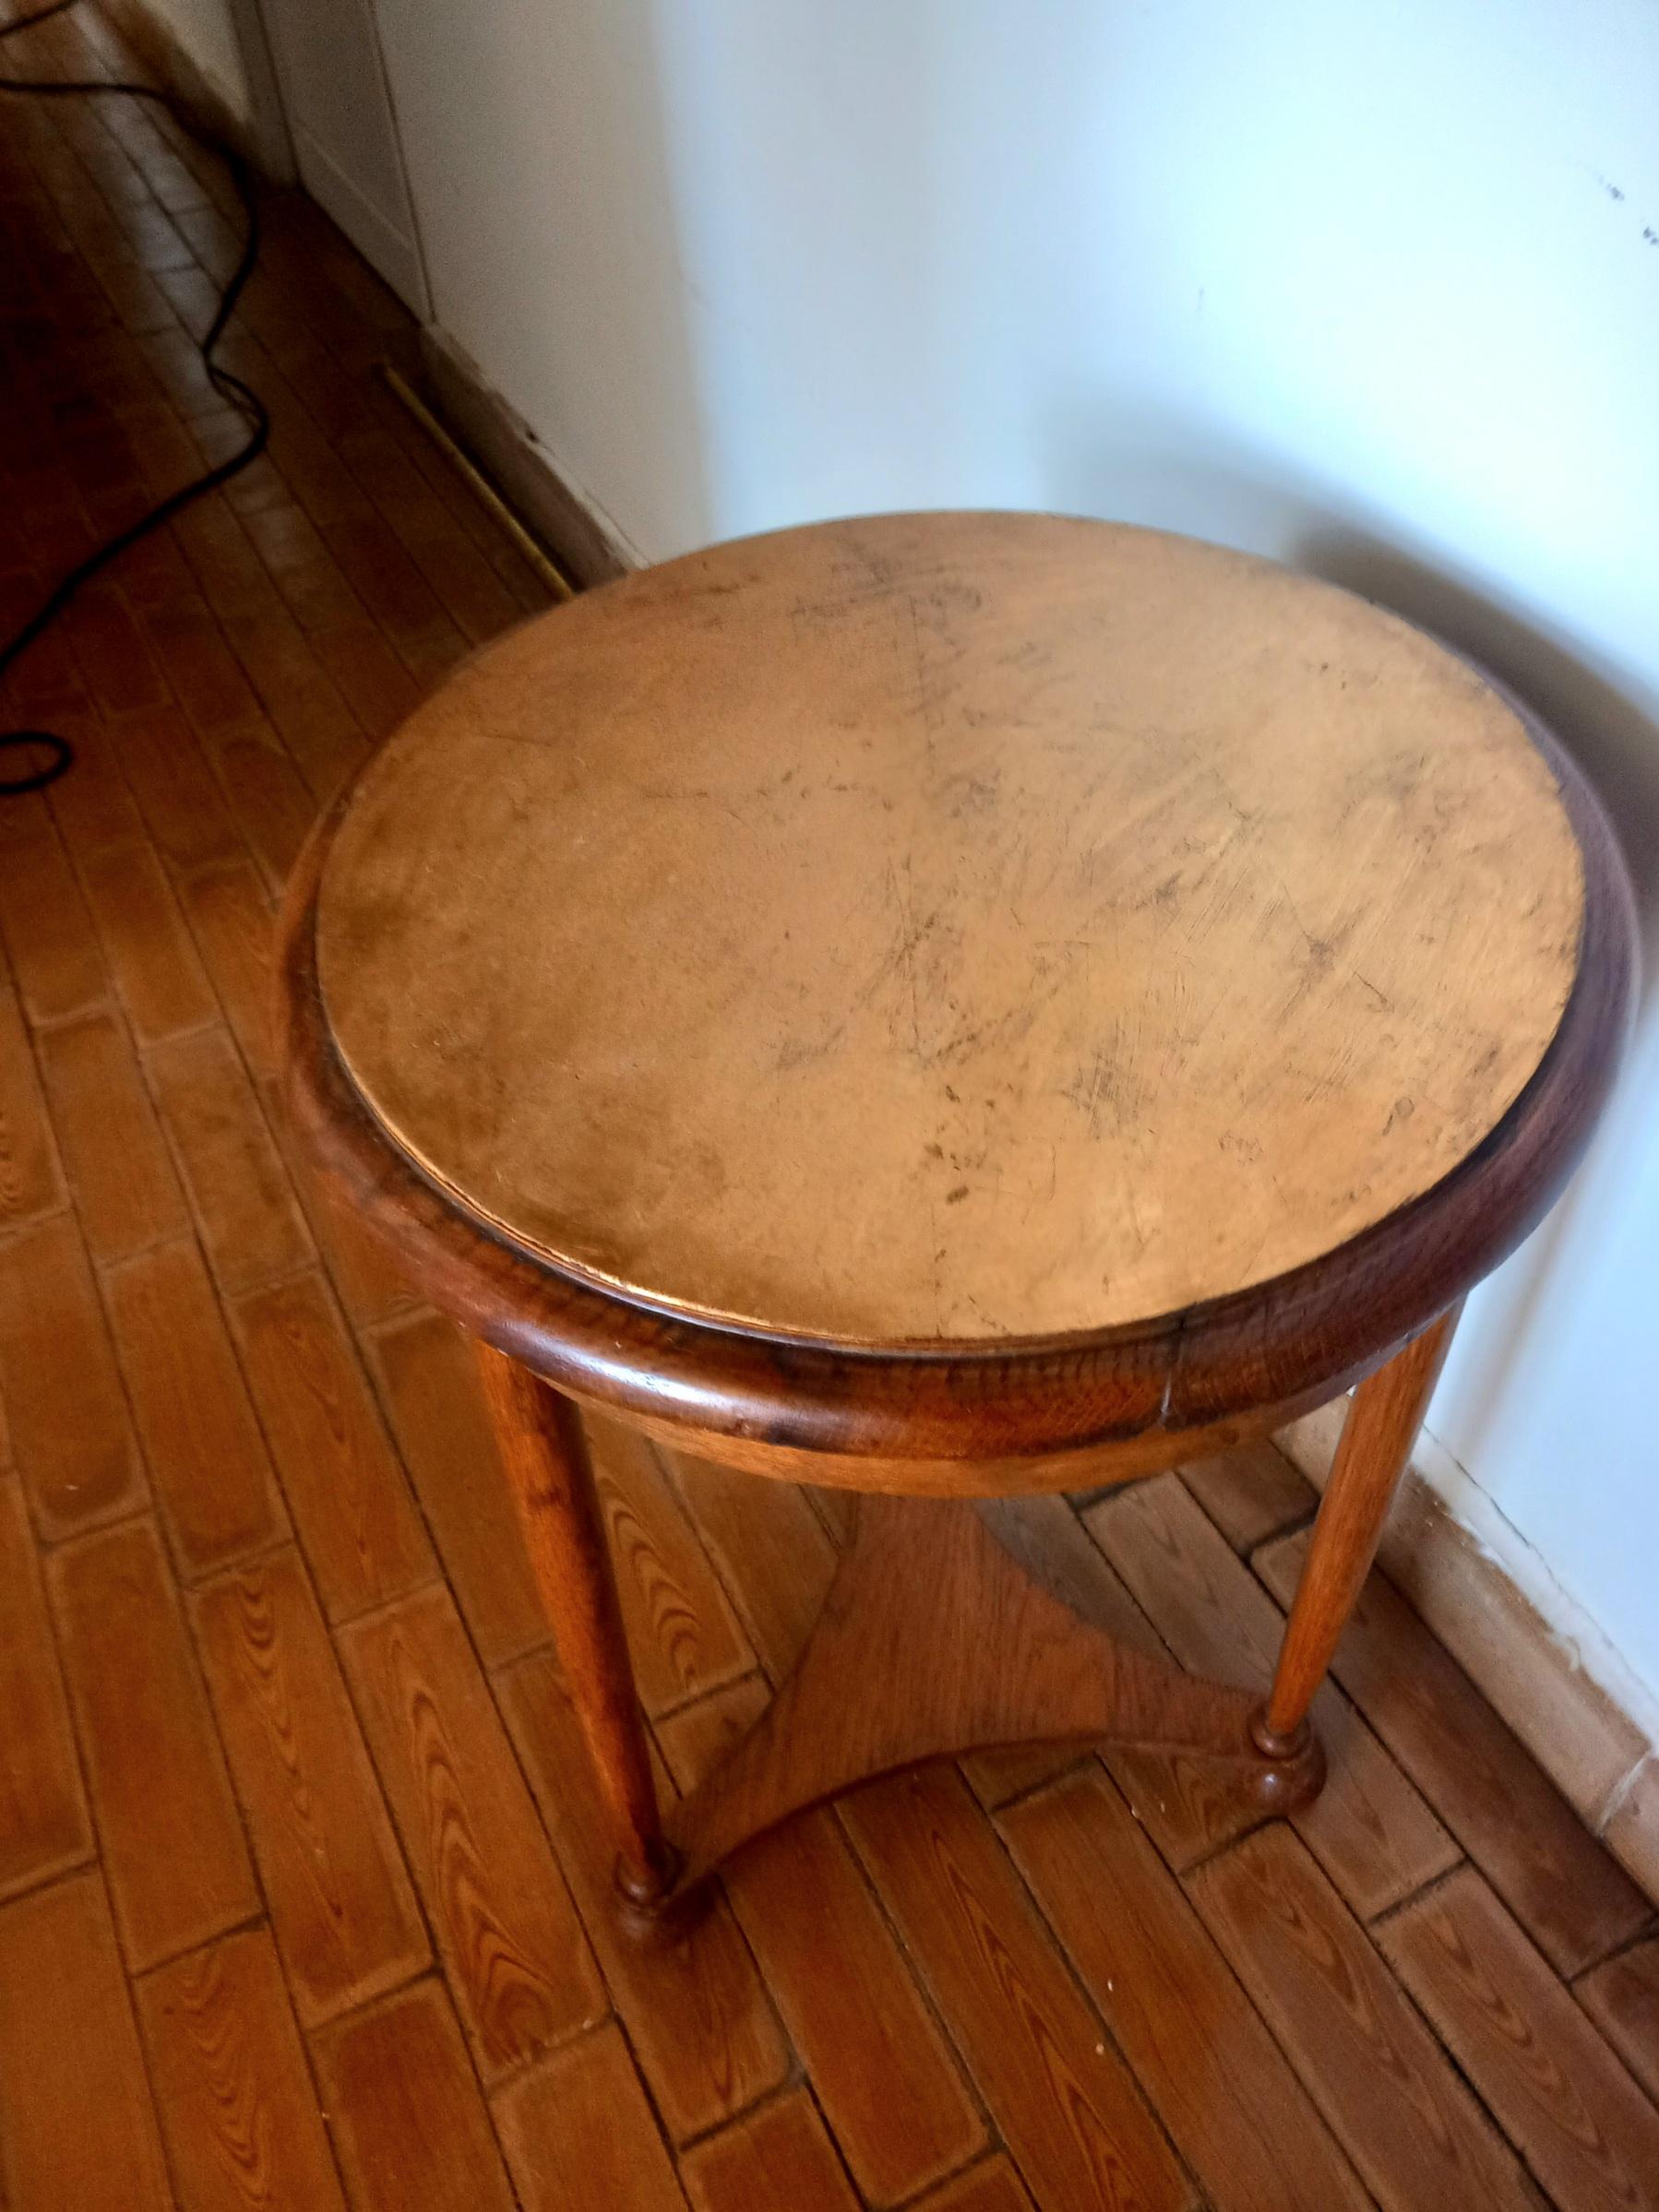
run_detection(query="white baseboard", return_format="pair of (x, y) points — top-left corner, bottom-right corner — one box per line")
(1277, 1403), (1659, 1905)
(418, 326), (640, 590)
(290, 127), (429, 321)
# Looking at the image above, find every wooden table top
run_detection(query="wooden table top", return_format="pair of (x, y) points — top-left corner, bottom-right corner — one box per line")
(313, 513), (1585, 1350)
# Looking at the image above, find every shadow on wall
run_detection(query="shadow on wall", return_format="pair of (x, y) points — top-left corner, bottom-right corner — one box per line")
(1300, 529), (1659, 969)
(1039, 401), (1659, 986)
(1303, 529), (1659, 1472)
(1042, 403), (1658, 1492)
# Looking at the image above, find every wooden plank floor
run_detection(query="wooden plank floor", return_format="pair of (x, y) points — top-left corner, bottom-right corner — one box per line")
(0, 13), (1656, 2206)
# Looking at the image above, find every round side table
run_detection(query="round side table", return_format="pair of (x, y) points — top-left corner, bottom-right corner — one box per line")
(280, 513), (1635, 1923)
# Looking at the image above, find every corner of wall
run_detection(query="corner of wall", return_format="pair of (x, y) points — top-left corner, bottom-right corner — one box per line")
(418, 326), (643, 590)
(1276, 1401), (1659, 1905)
(101, 0), (292, 180)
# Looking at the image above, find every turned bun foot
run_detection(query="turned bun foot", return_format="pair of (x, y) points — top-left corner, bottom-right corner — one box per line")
(1244, 1708), (1328, 1816)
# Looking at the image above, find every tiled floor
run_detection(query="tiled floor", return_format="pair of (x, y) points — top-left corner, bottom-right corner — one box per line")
(1, 9), (1657, 2208)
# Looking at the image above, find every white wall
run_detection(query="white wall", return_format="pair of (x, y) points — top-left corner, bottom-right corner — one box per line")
(256, 0), (427, 310)
(372, 0), (710, 561)
(373, 1), (1659, 1707)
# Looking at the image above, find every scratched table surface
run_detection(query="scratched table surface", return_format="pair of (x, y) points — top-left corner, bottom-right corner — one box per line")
(315, 510), (1583, 1346)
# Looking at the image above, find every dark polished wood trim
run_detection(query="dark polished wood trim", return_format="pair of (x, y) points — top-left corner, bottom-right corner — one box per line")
(662, 1490), (1324, 1903)
(277, 703), (1634, 1488)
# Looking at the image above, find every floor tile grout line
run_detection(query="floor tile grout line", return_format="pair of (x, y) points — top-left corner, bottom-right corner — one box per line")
(1363, 1866), (1608, 2208)
(326, 1569), (613, 2089)
(492, 1639), (803, 2155)
(1240, 1511), (1653, 1965)
(0, 1453), (101, 1921)
(1173, 1449), (1319, 1564)
(0, 1841), (103, 1921)
(41, 1498), (272, 1984)
(9, 1122), (214, 2212)
(1563, 1961), (1659, 2127)
(0, 1191), (166, 1553)
(0, 969), (73, 1222)
(1088, 1471), (1480, 1919)
(1178, 1835), (1566, 2211)
(11, 96), (202, 738)
(304, 1968), (526, 2211)
(179, 1517), (437, 2055)
(849, 1764), (1209, 2212)
(316, 1565), (607, 2212)
(645, 1441), (1006, 2180)
(1568, 1917), (1659, 1985)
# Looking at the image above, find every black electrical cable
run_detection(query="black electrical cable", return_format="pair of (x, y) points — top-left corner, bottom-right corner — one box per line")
(0, 0), (269, 793)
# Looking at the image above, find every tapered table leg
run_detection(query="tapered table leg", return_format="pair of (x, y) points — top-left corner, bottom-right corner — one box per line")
(473, 1343), (675, 1906)
(1255, 1305), (1461, 1757)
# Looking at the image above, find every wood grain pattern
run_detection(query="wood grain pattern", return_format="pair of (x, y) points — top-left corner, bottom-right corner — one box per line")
(104, 1236), (289, 1576)
(719, 1809), (988, 2204)
(965, 1492), (1164, 1807)
(0, 1473), (93, 1901)
(0, 1872), (173, 2211)
(1188, 1825), (1540, 2209)
(656, 1671), (988, 2204)
(0, 982), (65, 1230)
(231, 1268), (434, 1620)
(339, 1584), (606, 2079)
(587, 1411), (754, 1716)
(841, 1765), (1196, 2212)
(176, 857), (278, 1078)
(78, 834), (217, 1043)
(310, 1980), (517, 2212)
(315, 513), (1582, 1346)
(667, 1446), (840, 1680)
(493, 2021), (690, 2212)
(660, 1489), (1308, 1902)
(500, 1650), (791, 2143)
(0, 1211), (146, 1538)
(999, 1766), (1368, 2212)
(1577, 1939), (1659, 2107)
(115, 701), (247, 874)
(149, 1023), (313, 1295)
(913, 2159), (1038, 2212)
(50, 1516), (259, 1971)
(369, 1308), (551, 1666)
(0, 794), (107, 1022)
(1379, 1865), (1659, 2211)
(1256, 1524), (1652, 1972)
(1178, 1439), (1315, 1554)
(194, 1548), (430, 2024)
(654, 1672), (773, 1796)
(35, 1005), (185, 1260)
(136, 1924), (349, 2211)
(1088, 1473), (1458, 1911)
(680, 2090), (861, 2212)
